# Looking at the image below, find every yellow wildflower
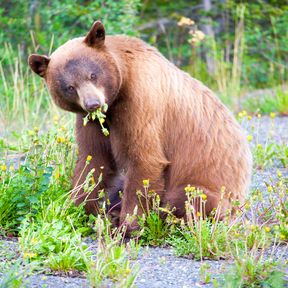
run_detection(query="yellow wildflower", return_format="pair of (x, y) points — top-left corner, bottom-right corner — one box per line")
(267, 185), (273, 193)
(247, 115), (252, 121)
(270, 112), (276, 119)
(1, 165), (7, 172)
(264, 226), (271, 233)
(23, 252), (37, 259)
(247, 135), (253, 142)
(257, 113), (261, 118)
(257, 144), (262, 149)
(280, 234), (285, 240)
(277, 171), (282, 177)
(86, 155), (92, 162)
(9, 166), (14, 172)
(238, 112), (243, 118)
(28, 130), (35, 136)
(60, 126), (67, 132)
(143, 179), (150, 187)
(177, 17), (194, 27)
(184, 185), (196, 193)
(196, 212), (201, 217)
(56, 136), (66, 143)
(201, 194), (207, 200)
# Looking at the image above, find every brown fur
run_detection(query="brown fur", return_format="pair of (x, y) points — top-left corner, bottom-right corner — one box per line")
(28, 21), (252, 229)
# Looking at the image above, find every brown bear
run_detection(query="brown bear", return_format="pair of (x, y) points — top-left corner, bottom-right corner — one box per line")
(28, 21), (252, 229)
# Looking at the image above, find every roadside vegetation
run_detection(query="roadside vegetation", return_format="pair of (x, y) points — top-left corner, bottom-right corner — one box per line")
(0, 0), (287, 287)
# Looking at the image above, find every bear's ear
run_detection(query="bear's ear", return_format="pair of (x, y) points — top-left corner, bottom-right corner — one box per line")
(84, 21), (105, 48)
(28, 54), (50, 77)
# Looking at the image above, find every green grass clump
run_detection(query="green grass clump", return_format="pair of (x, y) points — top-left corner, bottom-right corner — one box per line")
(133, 180), (176, 246)
(0, 123), (75, 236)
(167, 186), (233, 260)
(85, 216), (139, 287)
(169, 220), (230, 260)
(253, 143), (288, 170)
(242, 88), (288, 115)
(19, 196), (92, 272)
(223, 251), (286, 288)
(0, 261), (37, 288)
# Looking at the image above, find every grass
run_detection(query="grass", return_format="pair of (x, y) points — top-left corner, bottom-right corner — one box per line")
(0, 44), (59, 134)
(242, 87), (288, 115)
(0, 18), (287, 286)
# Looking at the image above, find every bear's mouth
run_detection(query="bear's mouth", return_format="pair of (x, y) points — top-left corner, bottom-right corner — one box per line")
(82, 103), (109, 136)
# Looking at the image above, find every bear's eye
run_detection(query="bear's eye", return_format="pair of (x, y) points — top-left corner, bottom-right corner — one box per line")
(67, 86), (75, 92)
(90, 73), (97, 80)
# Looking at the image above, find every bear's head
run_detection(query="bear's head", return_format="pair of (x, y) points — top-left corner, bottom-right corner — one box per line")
(28, 21), (122, 114)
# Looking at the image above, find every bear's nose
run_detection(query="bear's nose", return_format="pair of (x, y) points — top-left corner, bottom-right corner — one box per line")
(84, 99), (100, 112)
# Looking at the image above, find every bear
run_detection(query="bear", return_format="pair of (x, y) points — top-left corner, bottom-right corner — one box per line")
(28, 21), (252, 230)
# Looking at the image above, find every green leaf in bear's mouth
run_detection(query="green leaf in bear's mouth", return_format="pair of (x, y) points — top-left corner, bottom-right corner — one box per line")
(83, 103), (109, 136)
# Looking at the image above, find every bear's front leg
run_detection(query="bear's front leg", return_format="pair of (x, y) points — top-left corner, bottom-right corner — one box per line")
(119, 163), (166, 231)
(72, 114), (119, 215)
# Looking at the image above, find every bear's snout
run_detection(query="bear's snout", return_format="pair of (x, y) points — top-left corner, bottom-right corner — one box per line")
(84, 99), (101, 112)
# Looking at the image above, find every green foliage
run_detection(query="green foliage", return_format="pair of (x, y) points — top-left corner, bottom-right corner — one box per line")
(138, 211), (171, 246)
(166, 186), (232, 260)
(252, 143), (288, 170)
(140, 1), (287, 90)
(169, 220), (230, 260)
(0, 44), (53, 130)
(0, 0), (141, 55)
(0, 261), (35, 288)
(243, 88), (288, 115)
(19, 197), (92, 271)
(0, 164), (54, 235)
(134, 182), (175, 246)
(224, 254), (285, 288)
(85, 216), (140, 287)
(0, 123), (75, 235)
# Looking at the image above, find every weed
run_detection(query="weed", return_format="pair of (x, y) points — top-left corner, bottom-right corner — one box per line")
(0, 123), (75, 235)
(0, 261), (28, 288)
(0, 44), (56, 132)
(253, 143), (276, 169)
(200, 263), (211, 284)
(19, 195), (92, 272)
(224, 250), (286, 288)
(135, 180), (176, 246)
(242, 87), (288, 115)
(84, 216), (140, 287)
(168, 186), (232, 260)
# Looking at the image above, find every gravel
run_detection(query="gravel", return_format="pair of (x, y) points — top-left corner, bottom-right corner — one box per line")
(0, 116), (287, 287)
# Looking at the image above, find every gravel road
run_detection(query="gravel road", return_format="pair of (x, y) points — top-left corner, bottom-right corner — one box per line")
(0, 116), (287, 287)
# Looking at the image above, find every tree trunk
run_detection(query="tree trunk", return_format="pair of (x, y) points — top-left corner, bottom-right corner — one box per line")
(202, 0), (215, 75)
